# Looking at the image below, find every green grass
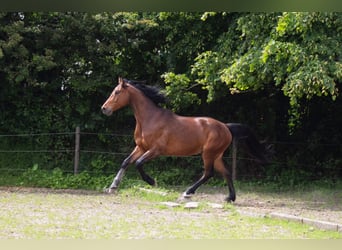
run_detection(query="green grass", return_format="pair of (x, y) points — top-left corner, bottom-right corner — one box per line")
(0, 185), (341, 239)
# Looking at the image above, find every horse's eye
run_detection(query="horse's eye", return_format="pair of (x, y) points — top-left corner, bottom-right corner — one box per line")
(114, 90), (121, 95)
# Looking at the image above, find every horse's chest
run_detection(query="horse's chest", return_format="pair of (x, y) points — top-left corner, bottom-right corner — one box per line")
(135, 129), (165, 151)
(135, 132), (152, 149)
(134, 122), (167, 150)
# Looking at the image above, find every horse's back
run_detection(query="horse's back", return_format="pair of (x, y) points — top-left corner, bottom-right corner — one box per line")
(160, 114), (232, 156)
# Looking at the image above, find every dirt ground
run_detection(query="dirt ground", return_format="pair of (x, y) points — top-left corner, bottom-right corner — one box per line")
(1, 185), (341, 226)
(189, 186), (342, 225)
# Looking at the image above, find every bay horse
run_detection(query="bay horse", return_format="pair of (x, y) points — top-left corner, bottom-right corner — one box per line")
(101, 77), (269, 202)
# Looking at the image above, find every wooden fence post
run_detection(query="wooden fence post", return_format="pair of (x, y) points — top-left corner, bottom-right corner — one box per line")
(232, 139), (237, 181)
(74, 126), (80, 175)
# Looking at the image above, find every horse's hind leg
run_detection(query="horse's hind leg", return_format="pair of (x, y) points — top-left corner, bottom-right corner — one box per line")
(214, 157), (236, 202)
(184, 157), (214, 197)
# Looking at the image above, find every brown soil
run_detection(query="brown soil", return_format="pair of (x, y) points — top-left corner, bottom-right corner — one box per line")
(1, 186), (341, 225)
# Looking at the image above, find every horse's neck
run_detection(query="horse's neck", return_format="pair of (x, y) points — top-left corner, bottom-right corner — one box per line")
(129, 89), (162, 126)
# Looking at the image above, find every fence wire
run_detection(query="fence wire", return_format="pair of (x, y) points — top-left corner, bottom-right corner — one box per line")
(0, 130), (341, 179)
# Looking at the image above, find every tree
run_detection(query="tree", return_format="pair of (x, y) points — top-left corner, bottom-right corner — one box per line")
(186, 12), (342, 130)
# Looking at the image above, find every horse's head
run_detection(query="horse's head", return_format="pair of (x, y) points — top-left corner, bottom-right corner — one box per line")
(101, 77), (130, 116)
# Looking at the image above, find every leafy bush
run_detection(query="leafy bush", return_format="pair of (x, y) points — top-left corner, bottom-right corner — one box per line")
(18, 164), (112, 191)
(1, 161), (338, 194)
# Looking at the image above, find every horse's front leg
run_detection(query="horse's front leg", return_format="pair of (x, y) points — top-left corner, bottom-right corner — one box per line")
(106, 146), (144, 193)
(135, 150), (159, 186)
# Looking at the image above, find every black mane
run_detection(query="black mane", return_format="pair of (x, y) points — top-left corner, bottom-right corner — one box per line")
(124, 79), (167, 106)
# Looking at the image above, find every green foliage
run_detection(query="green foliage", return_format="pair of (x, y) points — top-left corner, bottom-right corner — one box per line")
(0, 12), (341, 186)
(19, 164), (112, 191)
(162, 72), (200, 111)
(89, 155), (116, 175)
(14, 163), (188, 192)
(192, 51), (229, 101)
(10, 161), (341, 195)
(189, 12), (341, 130)
(149, 156), (202, 186)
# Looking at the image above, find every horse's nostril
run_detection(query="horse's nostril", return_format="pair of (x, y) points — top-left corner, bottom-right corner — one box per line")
(101, 106), (112, 116)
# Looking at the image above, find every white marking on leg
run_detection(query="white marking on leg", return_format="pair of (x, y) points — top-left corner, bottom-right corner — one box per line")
(182, 192), (193, 199)
(111, 168), (125, 188)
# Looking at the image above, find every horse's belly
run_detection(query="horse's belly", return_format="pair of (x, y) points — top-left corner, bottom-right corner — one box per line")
(162, 136), (203, 156)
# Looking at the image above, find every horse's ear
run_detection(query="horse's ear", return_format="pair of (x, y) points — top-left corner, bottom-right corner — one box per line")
(118, 77), (123, 85)
(121, 78), (128, 88)
(118, 77), (128, 88)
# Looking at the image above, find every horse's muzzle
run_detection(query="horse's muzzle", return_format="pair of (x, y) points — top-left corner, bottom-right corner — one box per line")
(101, 106), (112, 116)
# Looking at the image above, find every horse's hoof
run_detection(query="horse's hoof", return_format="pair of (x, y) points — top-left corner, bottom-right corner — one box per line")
(149, 180), (157, 187)
(182, 192), (193, 199)
(226, 196), (236, 203)
(104, 187), (117, 194)
(147, 178), (156, 187)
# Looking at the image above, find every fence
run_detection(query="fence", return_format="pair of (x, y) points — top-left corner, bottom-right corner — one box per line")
(0, 127), (254, 180)
(0, 127), (341, 182)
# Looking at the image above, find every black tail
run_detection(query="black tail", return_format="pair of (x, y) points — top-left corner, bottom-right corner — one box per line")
(226, 123), (271, 164)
